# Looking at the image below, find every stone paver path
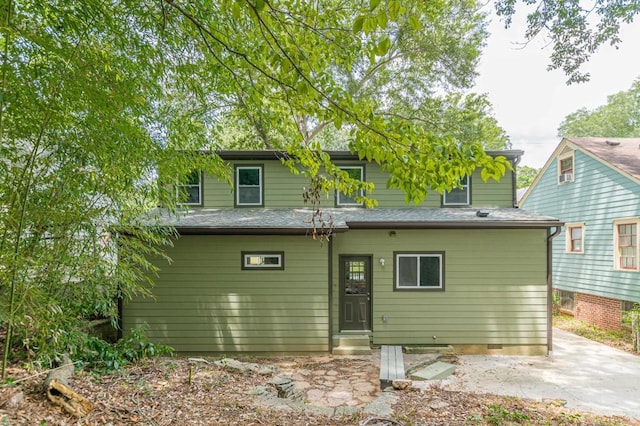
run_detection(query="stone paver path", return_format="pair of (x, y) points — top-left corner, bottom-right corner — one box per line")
(274, 355), (381, 407)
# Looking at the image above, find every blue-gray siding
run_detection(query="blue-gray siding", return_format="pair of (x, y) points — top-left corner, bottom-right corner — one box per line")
(522, 150), (640, 302)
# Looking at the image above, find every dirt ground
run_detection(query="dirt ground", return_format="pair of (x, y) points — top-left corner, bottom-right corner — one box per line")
(1, 354), (638, 426)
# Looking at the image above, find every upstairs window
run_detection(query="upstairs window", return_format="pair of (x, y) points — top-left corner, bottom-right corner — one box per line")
(566, 223), (584, 253)
(443, 175), (470, 206)
(177, 171), (202, 205)
(394, 252), (444, 291)
(235, 165), (263, 206)
(614, 219), (638, 271)
(336, 166), (364, 206)
(558, 152), (574, 184)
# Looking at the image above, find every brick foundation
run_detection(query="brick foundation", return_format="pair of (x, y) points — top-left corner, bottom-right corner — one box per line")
(574, 293), (624, 331)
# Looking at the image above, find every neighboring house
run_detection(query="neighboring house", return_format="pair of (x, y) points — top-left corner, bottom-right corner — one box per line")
(520, 137), (640, 331)
(123, 150), (561, 355)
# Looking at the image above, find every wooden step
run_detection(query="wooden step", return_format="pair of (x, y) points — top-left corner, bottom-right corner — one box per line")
(379, 345), (405, 388)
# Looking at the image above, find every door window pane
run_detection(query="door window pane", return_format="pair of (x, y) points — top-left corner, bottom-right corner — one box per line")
(345, 260), (367, 294)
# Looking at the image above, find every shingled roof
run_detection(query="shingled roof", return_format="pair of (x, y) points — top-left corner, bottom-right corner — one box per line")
(146, 207), (560, 234)
(565, 137), (640, 181)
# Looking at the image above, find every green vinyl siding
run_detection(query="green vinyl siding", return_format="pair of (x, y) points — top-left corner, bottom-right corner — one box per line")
(331, 229), (548, 346)
(522, 149), (640, 302)
(202, 160), (514, 208)
(123, 235), (329, 352)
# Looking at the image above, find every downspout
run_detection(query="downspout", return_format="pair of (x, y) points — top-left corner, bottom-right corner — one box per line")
(512, 154), (522, 208)
(547, 225), (562, 355)
(328, 236), (333, 353)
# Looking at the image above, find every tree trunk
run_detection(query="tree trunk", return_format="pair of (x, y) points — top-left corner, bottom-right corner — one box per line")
(43, 354), (93, 417)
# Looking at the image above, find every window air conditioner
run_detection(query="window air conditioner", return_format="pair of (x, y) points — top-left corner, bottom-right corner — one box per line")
(559, 173), (573, 183)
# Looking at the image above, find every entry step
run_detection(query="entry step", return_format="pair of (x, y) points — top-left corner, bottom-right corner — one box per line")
(332, 334), (371, 355)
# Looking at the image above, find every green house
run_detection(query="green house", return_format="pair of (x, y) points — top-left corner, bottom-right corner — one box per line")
(521, 137), (640, 331)
(123, 150), (561, 355)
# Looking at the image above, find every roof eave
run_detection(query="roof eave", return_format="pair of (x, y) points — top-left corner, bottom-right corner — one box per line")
(175, 226), (349, 235)
(345, 220), (563, 229)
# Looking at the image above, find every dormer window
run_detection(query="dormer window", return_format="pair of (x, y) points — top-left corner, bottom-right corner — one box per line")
(443, 175), (470, 206)
(558, 152), (574, 184)
(177, 171), (202, 205)
(336, 166), (364, 206)
(235, 165), (263, 206)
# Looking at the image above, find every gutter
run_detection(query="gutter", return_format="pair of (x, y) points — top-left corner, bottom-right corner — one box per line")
(345, 221), (561, 229)
(328, 237), (334, 353)
(546, 225), (562, 355)
(174, 227), (350, 235)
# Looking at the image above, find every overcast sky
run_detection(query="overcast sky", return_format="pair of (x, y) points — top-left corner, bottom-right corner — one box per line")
(474, 7), (640, 168)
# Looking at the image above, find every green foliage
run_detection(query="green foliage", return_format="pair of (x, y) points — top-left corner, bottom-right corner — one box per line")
(495, 1), (640, 84)
(517, 165), (539, 189)
(484, 403), (530, 425)
(34, 325), (172, 373)
(623, 303), (640, 352)
(559, 77), (640, 137)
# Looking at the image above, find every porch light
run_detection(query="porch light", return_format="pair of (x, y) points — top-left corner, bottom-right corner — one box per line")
(379, 258), (385, 267)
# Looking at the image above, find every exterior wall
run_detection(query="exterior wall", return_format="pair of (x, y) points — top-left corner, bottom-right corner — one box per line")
(123, 235), (329, 352)
(522, 149), (640, 303)
(574, 293), (625, 331)
(331, 228), (549, 349)
(202, 160), (515, 209)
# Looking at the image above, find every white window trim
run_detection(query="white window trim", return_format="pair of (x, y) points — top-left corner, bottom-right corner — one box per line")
(565, 222), (585, 254)
(394, 252), (444, 290)
(443, 175), (470, 206)
(176, 171), (202, 205)
(242, 252), (284, 270)
(613, 218), (639, 272)
(336, 166), (364, 206)
(557, 151), (574, 184)
(236, 166), (263, 206)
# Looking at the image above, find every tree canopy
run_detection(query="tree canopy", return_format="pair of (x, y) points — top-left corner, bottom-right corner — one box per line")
(558, 77), (640, 137)
(495, 0), (640, 84)
(516, 165), (539, 189)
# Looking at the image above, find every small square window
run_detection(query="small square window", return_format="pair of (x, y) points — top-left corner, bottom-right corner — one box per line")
(242, 252), (284, 270)
(336, 166), (364, 206)
(614, 219), (638, 271)
(558, 152), (574, 184)
(236, 166), (263, 206)
(177, 171), (202, 205)
(443, 176), (470, 206)
(566, 223), (584, 253)
(394, 252), (444, 291)
(557, 290), (575, 312)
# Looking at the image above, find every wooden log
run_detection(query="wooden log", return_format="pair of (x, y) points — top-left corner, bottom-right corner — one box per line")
(43, 354), (93, 417)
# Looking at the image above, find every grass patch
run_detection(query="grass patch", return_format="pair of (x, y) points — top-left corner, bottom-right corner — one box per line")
(553, 314), (635, 354)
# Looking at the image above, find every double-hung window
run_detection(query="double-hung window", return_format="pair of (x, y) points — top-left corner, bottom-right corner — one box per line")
(566, 223), (584, 253)
(394, 252), (444, 291)
(614, 219), (638, 271)
(336, 166), (364, 206)
(235, 165), (263, 206)
(177, 171), (202, 205)
(443, 175), (470, 206)
(558, 152), (574, 184)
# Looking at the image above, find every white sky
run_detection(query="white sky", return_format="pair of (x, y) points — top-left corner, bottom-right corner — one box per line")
(474, 7), (640, 168)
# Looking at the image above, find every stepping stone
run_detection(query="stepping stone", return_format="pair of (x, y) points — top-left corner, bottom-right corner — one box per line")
(409, 361), (455, 380)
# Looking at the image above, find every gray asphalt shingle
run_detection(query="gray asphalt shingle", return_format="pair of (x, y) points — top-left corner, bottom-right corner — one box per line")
(146, 207), (560, 233)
